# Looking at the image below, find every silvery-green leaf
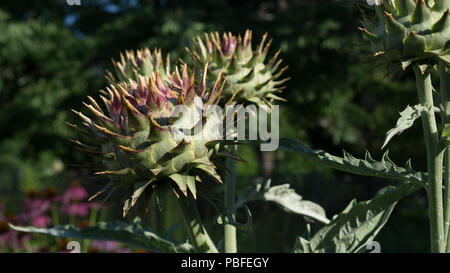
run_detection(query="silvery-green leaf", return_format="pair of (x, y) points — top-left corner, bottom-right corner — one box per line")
(291, 181), (422, 253)
(10, 217), (193, 253)
(279, 138), (426, 184)
(382, 104), (425, 149)
(236, 179), (329, 224)
(291, 236), (313, 253)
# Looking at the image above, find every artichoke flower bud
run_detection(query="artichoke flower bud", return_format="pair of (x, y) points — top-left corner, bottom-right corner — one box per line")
(186, 30), (289, 107)
(70, 65), (238, 217)
(359, 0), (449, 72)
(105, 47), (171, 84)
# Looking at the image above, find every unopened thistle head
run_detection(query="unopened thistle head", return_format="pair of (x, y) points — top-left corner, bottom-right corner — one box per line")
(359, 0), (449, 72)
(186, 30), (289, 107)
(105, 47), (171, 84)
(69, 65), (238, 217)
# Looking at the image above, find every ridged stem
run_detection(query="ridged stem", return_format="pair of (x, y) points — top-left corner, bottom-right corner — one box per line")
(176, 193), (218, 253)
(414, 66), (445, 253)
(224, 145), (237, 253)
(439, 60), (450, 252)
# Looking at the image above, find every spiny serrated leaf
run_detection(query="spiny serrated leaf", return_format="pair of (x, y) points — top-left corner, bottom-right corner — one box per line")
(9, 218), (194, 253)
(291, 181), (422, 253)
(123, 180), (153, 217)
(279, 138), (426, 184)
(236, 179), (329, 224)
(169, 173), (191, 196)
(382, 104), (426, 149)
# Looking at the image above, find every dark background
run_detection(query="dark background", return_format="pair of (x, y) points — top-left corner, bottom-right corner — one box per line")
(0, 0), (432, 252)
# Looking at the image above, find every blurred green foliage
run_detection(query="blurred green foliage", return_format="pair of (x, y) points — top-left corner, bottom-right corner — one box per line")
(0, 0), (431, 252)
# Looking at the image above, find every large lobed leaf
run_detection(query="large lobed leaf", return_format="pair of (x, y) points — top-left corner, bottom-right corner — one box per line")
(279, 138), (427, 184)
(236, 179), (330, 224)
(10, 218), (193, 253)
(291, 181), (422, 253)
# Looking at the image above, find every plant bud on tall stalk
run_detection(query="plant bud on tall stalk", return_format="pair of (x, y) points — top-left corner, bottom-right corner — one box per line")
(186, 30), (289, 252)
(360, 0), (450, 252)
(70, 59), (242, 252)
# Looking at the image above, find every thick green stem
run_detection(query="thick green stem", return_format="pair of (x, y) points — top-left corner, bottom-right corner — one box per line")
(439, 61), (450, 252)
(414, 66), (445, 253)
(224, 145), (237, 253)
(176, 193), (218, 253)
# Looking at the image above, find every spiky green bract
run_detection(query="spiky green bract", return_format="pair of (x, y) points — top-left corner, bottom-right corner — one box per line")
(359, 0), (450, 72)
(186, 30), (289, 107)
(71, 65), (234, 217)
(105, 47), (171, 84)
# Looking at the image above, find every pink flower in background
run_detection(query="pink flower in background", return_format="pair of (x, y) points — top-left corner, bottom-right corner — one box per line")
(0, 221), (21, 250)
(0, 210), (29, 251)
(0, 188), (58, 252)
(90, 240), (131, 253)
(0, 183), (100, 252)
(19, 192), (52, 228)
(61, 181), (101, 217)
(0, 183), (103, 252)
(32, 215), (52, 228)
(22, 198), (51, 216)
(62, 181), (87, 203)
(63, 203), (89, 216)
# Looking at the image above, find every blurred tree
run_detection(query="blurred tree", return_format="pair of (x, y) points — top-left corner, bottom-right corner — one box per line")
(0, 9), (96, 193)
